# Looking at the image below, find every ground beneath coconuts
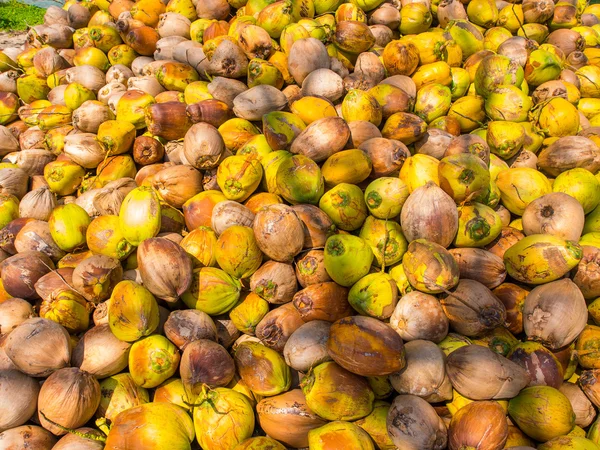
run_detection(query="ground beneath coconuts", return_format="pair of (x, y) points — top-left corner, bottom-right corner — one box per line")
(0, 30), (26, 49)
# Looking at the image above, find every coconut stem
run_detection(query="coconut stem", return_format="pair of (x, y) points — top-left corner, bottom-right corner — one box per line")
(40, 411), (107, 442)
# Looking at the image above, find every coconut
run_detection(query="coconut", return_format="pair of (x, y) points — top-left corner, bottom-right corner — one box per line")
(255, 302), (304, 352)
(38, 368), (101, 435)
(446, 345), (530, 400)
(448, 401), (508, 450)
(164, 309), (217, 350)
(4, 317), (70, 377)
(0, 298), (34, 336)
(0, 370), (40, 432)
(387, 395), (448, 450)
(440, 279), (507, 337)
(523, 279), (587, 350)
(71, 324), (131, 378)
(390, 340), (452, 403)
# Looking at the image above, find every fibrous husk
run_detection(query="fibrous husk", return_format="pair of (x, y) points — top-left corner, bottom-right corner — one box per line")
(71, 324), (131, 379)
(0, 369), (40, 432)
(446, 344), (530, 400)
(3, 317), (70, 377)
(233, 85), (288, 121)
(18, 186), (57, 221)
(390, 291), (449, 343)
(137, 236), (193, 302)
(37, 367), (101, 435)
(537, 136), (600, 177)
(390, 340), (452, 403)
(448, 248), (506, 289)
(250, 260), (297, 304)
(290, 117), (351, 163)
(440, 279), (507, 337)
(401, 182), (458, 248)
(386, 394), (448, 450)
(523, 278), (587, 350)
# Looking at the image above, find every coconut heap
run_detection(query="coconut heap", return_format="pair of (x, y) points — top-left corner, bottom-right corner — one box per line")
(3, 0), (600, 448)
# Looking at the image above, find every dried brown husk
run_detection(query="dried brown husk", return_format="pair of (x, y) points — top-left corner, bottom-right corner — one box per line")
(492, 283), (529, 335)
(441, 279), (507, 337)
(164, 309), (217, 350)
(415, 129), (454, 160)
(579, 369), (600, 408)
(326, 315), (405, 377)
(34, 268), (75, 302)
(38, 367), (101, 435)
(522, 192), (584, 241)
(572, 245), (600, 300)
(288, 38), (330, 85)
(180, 338), (235, 399)
(290, 117), (351, 163)
(1, 250), (54, 298)
(0, 126), (19, 156)
(344, 52), (385, 91)
(523, 278), (587, 350)
(207, 77), (248, 108)
(0, 70), (19, 95)
(283, 320), (332, 372)
(401, 182), (458, 248)
(295, 250), (331, 288)
(233, 85), (288, 121)
(66, 65), (106, 93)
(19, 127), (45, 150)
(73, 189), (101, 219)
(256, 389), (320, 437)
(448, 248), (506, 289)
(253, 204), (305, 263)
(5, 149), (55, 177)
(73, 101), (113, 134)
(390, 291), (449, 343)
(183, 122), (226, 170)
(387, 394), (448, 450)
(3, 317), (70, 377)
(33, 46), (70, 78)
(484, 226), (525, 259)
(255, 302), (304, 353)
(291, 204), (334, 250)
(302, 69), (345, 102)
(150, 165), (203, 209)
(52, 427), (105, 450)
(559, 382), (596, 427)
(390, 340), (452, 403)
(0, 298), (34, 336)
(98, 81), (127, 104)
(92, 300), (109, 326)
(211, 200), (255, 235)
(0, 369), (40, 432)
(448, 401), (508, 450)
(137, 237), (193, 302)
(18, 186), (57, 221)
(14, 219), (65, 261)
(359, 137), (410, 178)
(207, 39), (249, 78)
(537, 136), (600, 177)
(71, 324), (131, 379)
(0, 425), (57, 449)
(64, 133), (107, 169)
(293, 282), (352, 322)
(0, 336), (16, 371)
(0, 166), (29, 199)
(93, 177), (137, 216)
(250, 260), (297, 304)
(446, 345), (530, 400)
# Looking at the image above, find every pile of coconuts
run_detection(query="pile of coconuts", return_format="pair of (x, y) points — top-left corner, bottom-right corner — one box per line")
(7, 0), (600, 448)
